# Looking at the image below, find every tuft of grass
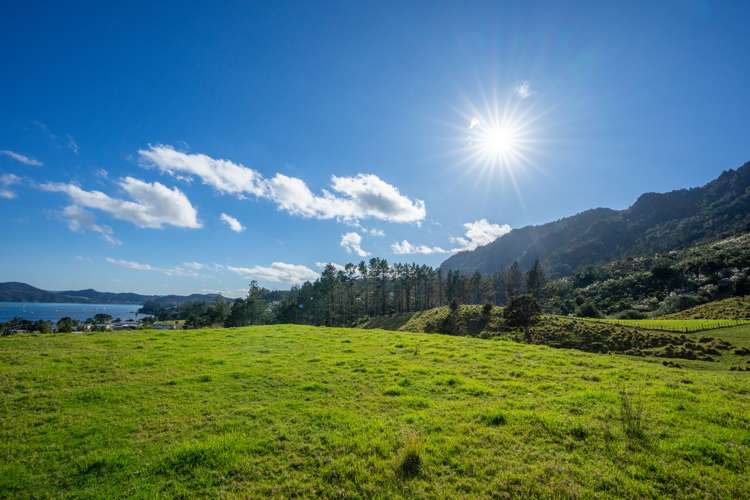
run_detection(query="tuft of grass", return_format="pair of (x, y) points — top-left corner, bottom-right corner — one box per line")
(396, 431), (422, 479)
(619, 390), (645, 442)
(480, 410), (507, 426)
(383, 386), (405, 396)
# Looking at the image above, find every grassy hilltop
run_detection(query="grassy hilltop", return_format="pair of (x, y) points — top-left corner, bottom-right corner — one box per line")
(1, 325), (749, 497)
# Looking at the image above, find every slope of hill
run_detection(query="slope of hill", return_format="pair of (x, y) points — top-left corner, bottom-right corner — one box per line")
(0, 325), (748, 497)
(544, 233), (750, 316)
(0, 282), (220, 305)
(441, 161), (750, 276)
(663, 296), (750, 320)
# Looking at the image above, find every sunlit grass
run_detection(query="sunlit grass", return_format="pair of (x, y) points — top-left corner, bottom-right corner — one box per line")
(1, 325), (748, 497)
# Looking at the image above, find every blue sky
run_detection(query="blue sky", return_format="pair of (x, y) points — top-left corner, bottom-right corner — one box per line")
(1, 0), (748, 295)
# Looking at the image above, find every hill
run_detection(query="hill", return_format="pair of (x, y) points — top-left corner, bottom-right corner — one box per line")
(664, 296), (750, 320)
(1, 325), (748, 497)
(365, 305), (750, 367)
(441, 161), (750, 277)
(0, 281), (221, 305)
(544, 233), (750, 316)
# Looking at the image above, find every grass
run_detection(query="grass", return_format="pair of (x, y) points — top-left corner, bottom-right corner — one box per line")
(593, 318), (750, 333)
(1, 325), (749, 497)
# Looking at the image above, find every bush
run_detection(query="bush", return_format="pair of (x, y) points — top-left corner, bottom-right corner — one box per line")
(614, 309), (646, 320)
(658, 294), (702, 315)
(575, 302), (602, 318)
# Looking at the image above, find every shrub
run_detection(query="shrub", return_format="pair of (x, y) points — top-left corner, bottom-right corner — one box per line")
(614, 309), (646, 320)
(576, 302), (602, 318)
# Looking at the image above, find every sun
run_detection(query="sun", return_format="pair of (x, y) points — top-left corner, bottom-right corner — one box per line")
(481, 124), (519, 156)
(464, 111), (532, 173)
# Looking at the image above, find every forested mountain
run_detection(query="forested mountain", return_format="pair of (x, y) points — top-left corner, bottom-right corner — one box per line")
(0, 282), (221, 305)
(440, 161), (750, 277)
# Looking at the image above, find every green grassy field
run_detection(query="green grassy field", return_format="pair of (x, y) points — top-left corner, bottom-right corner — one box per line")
(594, 318), (750, 333)
(1, 325), (749, 497)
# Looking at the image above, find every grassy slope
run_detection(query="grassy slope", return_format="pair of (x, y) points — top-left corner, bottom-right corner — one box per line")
(1, 326), (749, 497)
(663, 296), (750, 320)
(394, 305), (750, 369)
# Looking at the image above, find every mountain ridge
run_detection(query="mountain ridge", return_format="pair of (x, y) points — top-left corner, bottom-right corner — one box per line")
(440, 161), (750, 276)
(0, 281), (222, 305)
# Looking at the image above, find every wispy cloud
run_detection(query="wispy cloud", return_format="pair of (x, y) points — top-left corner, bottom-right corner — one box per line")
(227, 262), (318, 285)
(391, 240), (450, 255)
(0, 150), (42, 166)
(0, 173), (21, 199)
(515, 81), (533, 99)
(105, 257), (218, 277)
(40, 177), (201, 229)
(139, 145), (426, 224)
(219, 212), (245, 233)
(340, 232), (369, 257)
(62, 205), (122, 246)
(66, 134), (79, 154)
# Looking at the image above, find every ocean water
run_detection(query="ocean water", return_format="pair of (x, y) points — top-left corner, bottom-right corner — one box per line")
(0, 302), (143, 323)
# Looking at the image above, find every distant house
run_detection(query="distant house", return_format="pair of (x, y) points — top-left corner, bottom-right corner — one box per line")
(153, 323), (178, 330)
(112, 320), (140, 330)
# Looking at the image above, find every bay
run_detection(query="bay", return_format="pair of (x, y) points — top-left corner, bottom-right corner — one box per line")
(0, 302), (143, 323)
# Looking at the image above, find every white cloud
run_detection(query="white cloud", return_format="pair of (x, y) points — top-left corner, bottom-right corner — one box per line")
(228, 262), (318, 285)
(391, 240), (450, 255)
(62, 205), (122, 246)
(515, 81), (533, 99)
(0, 189), (15, 199)
(0, 150), (42, 166)
(266, 173), (426, 223)
(139, 145), (267, 197)
(95, 168), (109, 178)
(450, 219), (511, 251)
(41, 177), (201, 229)
(139, 145), (425, 224)
(219, 212), (245, 233)
(340, 232), (369, 257)
(106, 257), (154, 271)
(316, 261), (346, 272)
(390, 219), (511, 255)
(105, 257), (214, 277)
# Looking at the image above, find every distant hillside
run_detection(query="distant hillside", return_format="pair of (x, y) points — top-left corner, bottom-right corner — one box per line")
(544, 233), (750, 316)
(663, 296), (750, 320)
(0, 282), (221, 305)
(441, 161), (750, 277)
